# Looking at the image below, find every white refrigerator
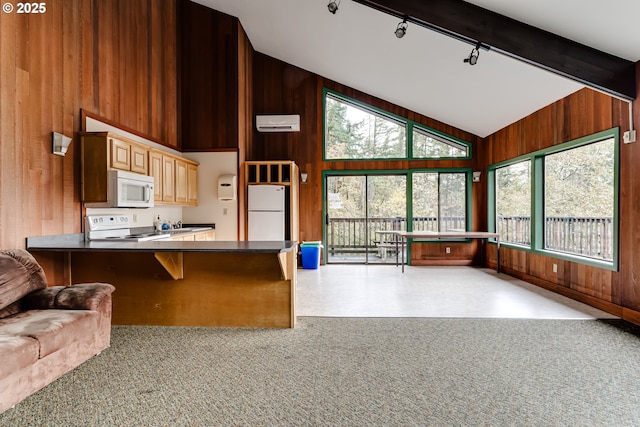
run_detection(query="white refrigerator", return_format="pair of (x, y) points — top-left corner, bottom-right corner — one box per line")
(248, 185), (286, 240)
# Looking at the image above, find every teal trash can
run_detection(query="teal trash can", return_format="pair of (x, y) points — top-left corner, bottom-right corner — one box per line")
(301, 241), (322, 269)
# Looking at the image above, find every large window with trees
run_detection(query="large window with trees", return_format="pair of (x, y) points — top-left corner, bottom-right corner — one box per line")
(412, 172), (467, 232)
(324, 89), (470, 160)
(495, 160), (531, 246)
(544, 137), (615, 260)
(325, 93), (406, 160)
(413, 127), (469, 158)
(488, 128), (618, 269)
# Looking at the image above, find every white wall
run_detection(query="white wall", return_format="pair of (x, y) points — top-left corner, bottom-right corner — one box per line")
(182, 152), (238, 241)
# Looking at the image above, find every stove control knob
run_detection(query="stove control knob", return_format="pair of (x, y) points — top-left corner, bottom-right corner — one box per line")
(121, 216), (127, 223)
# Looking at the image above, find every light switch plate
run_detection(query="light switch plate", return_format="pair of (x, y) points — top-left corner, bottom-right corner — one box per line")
(623, 130), (636, 144)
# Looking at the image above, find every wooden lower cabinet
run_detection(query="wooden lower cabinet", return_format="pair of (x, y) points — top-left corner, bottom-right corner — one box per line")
(69, 250), (295, 328)
(172, 230), (215, 242)
(195, 230), (215, 241)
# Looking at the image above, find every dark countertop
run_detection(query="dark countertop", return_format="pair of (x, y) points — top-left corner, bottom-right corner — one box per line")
(26, 234), (298, 254)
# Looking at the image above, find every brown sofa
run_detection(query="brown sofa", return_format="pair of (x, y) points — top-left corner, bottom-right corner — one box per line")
(0, 249), (115, 413)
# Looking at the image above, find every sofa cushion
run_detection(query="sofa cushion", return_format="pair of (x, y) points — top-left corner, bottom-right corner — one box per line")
(0, 335), (39, 381)
(22, 283), (116, 311)
(0, 309), (99, 358)
(0, 250), (47, 312)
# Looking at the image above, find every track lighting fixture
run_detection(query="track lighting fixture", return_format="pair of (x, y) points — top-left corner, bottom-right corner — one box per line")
(464, 42), (482, 65)
(395, 17), (408, 38)
(327, 0), (340, 14)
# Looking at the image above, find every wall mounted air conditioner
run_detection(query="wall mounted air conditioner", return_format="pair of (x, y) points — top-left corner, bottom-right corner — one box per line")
(256, 115), (300, 132)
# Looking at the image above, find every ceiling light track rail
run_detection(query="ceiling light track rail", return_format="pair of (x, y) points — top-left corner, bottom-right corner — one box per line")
(351, 0), (636, 100)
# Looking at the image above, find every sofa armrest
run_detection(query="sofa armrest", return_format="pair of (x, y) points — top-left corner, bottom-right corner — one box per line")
(22, 283), (115, 311)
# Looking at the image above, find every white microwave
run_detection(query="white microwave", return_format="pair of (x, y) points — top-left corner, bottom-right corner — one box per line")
(85, 170), (154, 208)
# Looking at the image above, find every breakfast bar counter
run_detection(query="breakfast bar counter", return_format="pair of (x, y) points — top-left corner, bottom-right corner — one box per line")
(27, 235), (298, 328)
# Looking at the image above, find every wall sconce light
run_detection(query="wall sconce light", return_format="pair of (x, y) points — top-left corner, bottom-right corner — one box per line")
(464, 42), (483, 66)
(472, 171), (481, 182)
(395, 17), (408, 38)
(300, 172), (308, 184)
(52, 132), (72, 156)
(327, 0), (340, 14)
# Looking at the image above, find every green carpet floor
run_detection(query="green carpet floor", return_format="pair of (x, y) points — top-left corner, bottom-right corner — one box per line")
(2, 318), (640, 426)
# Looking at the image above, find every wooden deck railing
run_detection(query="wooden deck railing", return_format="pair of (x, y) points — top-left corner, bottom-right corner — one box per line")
(327, 216), (613, 260)
(326, 216), (462, 255)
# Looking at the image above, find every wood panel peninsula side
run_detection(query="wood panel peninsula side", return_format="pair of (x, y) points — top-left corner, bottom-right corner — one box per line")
(26, 237), (298, 328)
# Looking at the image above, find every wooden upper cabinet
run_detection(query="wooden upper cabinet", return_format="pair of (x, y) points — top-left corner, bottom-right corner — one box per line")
(149, 150), (198, 206)
(187, 163), (198, 206)
(162, 155), (175, 202)
(109, 138), (131, 171)
(130, 144), (148, 174)
(81, 132), (149, 202)
(175, 159), (188, 204)
(81, 132), (198, 206)
(148, 150), (164, 202)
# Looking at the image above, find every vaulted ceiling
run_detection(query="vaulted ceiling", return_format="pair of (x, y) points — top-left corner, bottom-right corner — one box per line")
(194, 0), (639, 137)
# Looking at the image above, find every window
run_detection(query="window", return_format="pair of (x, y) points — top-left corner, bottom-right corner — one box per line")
(495, 160), (531, 245)
(413, 127), (469, 158)
(412, 172), (467, 232)
(488, 129), (618, 269)
(323, 89), (470, 161)
(544, 138), (615, 261)
(325, 93), (406, 160)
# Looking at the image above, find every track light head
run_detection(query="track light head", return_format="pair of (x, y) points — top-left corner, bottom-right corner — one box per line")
(395, 18), (408, 38)
(464, 42), (482, 65)
(327, 0), (339, 14)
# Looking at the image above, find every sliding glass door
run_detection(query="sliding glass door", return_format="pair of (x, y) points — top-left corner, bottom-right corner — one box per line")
(326, 174), (406, 264)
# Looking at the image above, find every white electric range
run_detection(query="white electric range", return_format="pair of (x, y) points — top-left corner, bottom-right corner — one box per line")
(85, 215), (170, 242)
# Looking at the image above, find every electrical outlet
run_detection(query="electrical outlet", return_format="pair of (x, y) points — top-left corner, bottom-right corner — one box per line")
(445, 247), (451, 254)
(553, 263), (558, 273)
(223, 208), (228, 215)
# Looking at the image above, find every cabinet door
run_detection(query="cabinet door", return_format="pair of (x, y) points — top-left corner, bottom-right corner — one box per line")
(162, 156), (175, 202)
(149, 151), (163, 202)
(110, 138), (130, 170)
(187, 163), (198, 206)
(130, 144), (148, 174)
(175, 159), (188, 204)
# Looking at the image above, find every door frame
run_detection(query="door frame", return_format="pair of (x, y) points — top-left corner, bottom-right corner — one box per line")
(322, 168), (474, 265)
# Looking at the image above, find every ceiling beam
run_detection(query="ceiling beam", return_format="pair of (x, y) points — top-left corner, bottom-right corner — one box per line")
(351, 0), (636, 100)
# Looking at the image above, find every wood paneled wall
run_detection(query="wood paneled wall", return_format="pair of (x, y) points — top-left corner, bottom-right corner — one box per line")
(480, 87), (640, 321)
(179, 1), (240, 151)
(251, 53), (481, 250)
(236, 23), (253, 240)
(0, 0), (178, 261)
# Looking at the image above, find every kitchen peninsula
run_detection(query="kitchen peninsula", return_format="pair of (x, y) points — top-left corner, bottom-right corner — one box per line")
(27, 235), (298, 328)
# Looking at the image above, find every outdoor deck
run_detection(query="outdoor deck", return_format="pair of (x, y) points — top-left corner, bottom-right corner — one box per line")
(326, 216), (613, 264)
